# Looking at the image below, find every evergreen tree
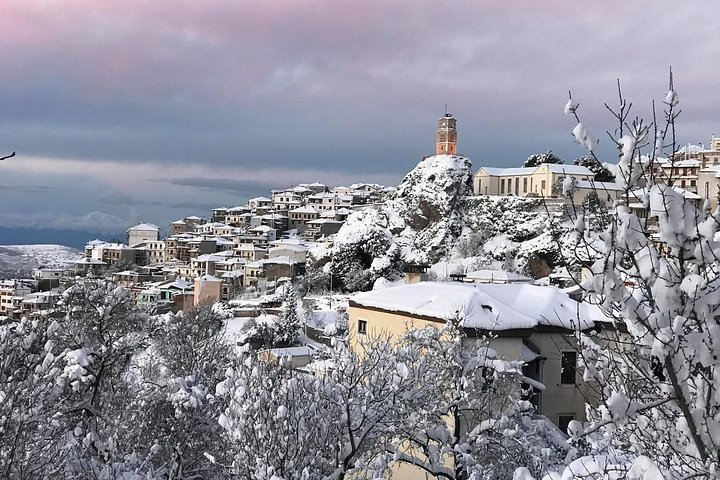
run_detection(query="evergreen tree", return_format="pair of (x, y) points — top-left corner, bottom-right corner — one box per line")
(574, 154), (616, 182)
(523, 150), (563, 168)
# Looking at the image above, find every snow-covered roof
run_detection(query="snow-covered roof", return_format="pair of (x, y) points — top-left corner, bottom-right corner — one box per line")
(543, 164), (594, 175)
(250, 225), (277, 232)
(216, 257), (247, 265)
(193, 253), (228, 263)
(221, 271), (244, 278)
(308, 192), (336, 199)
(290, 206), (320, 214)
(464, 270), (533, 283)
(73, 257), (106, 265)
(166, 279), (193, 290)
(264, 346), (314, 358)
(263, 255), (299, 265)
(127, 223), (160, 231)
(269, 244), (308, 253)
(699, 165), (720, 177)
(197, 275), (221, 282)
(629, 185), (701, 201)
(227, 205), (249, 212)
(479, 167), (535, 176)
(238, 244), (266, 251)
(668, 159), (701, 168)
(350, 282), (601, 331)
(306, 219), (343, 225)
(575, 180), (623, 191)
(674, 143), (708, 155)
(249, 196), (272, 202)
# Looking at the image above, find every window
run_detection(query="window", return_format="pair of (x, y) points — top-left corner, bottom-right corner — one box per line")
(357, 319), (368, 335)
(558, 415), (574, 434)
(541, 180), (546, 192)
(561, 351), (577, 384)
(500, 179), (505, 194)
(523, 177), (528, 193)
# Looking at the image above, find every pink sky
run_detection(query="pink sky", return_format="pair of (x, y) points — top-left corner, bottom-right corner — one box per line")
(1, 1), (719, 234)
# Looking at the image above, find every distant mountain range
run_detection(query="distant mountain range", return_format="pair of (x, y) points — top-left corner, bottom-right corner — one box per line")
(0, 244), (82, 279)
(0, 227), (125, 249)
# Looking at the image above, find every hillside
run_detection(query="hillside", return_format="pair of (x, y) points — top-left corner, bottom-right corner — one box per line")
(313, 154), (568, 291)
(0, 244), (81, 279)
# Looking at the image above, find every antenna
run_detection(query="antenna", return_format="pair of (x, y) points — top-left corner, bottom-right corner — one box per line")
(444, 103), (448, 115)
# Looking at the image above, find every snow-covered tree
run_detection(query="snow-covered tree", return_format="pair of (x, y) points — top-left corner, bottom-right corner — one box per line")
(325, 209), (403, 292)
(0, 316), (66, 477)
(555, 74), (720, 478)
(216, 334), (425, 479)
(275, 287), (300, 347)
(128, 302), (233, 478)
(523, 151), (563, 168)
(390, 321), (561, 479)
(574, 154), (615, 183)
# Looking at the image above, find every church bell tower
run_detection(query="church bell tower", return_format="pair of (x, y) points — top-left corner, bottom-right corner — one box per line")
(435, 111), (457, 156)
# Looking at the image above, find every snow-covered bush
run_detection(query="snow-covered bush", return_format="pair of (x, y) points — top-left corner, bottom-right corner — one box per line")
(553, 74), (720, 478)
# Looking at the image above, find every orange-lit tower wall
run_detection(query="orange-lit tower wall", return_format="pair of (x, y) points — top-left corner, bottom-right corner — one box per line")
(435, 113), (457, 155)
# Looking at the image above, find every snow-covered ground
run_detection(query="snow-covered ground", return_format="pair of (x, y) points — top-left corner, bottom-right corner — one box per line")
(0, 244), (81, 279)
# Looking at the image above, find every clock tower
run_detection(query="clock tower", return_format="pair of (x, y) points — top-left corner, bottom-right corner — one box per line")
(435, 112), (457, 155)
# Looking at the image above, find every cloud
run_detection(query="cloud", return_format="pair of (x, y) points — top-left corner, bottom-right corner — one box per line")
(2, 1), (720, 228)
(0, 210), (127, 234)
(166, 177), (271, 196)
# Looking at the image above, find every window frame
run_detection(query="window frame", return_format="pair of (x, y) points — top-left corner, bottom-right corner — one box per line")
(357, 319), (368, 335)
(560, 350), (577, 385)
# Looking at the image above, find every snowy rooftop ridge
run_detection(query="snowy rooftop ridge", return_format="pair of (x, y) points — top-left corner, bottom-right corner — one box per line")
(350, 282), (603, 331)
(480, 166), (535, 176)
(575, 180), (623, 191)
(127, 223), (159, 231)
(478, 163), (594, 177)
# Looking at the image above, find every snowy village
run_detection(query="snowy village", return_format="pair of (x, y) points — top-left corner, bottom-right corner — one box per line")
(2, 2), (720, 480)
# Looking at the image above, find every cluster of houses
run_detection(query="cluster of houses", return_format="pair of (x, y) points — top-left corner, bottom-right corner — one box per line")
(0, 268), (64, 320)
(0, 182), (395, 319)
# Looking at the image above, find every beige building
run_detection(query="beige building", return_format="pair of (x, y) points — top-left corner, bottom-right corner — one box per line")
(649, 137), (720, 208)
(194, 274), (222, 306)
(143, 240), (166, 264)
(474, 163), (595, 197)
(698, 166), (720, 210)
(571, 180), (623, 205)
(127, 223), (160, 247)
(288, 206), (320, 229)
(0, 280), (32, 315)
(348, 282), (606, 432)
(86, 241), (141, 266)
